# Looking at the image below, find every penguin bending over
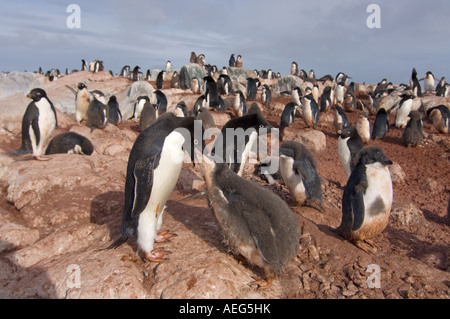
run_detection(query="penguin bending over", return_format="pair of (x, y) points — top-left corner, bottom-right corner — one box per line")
(335, 146), (393, 253)
(197, 151), (299, 288)
(338, 126), (364, 177)
(75, 83), (90, 124)
(279, 141), (323, 210)
(372, 108), (389, 140)
(427, 105), (449, 134)
(402, 110), (423, 147)
(45, 132), (93, 155)
(107, 116), (202, 261)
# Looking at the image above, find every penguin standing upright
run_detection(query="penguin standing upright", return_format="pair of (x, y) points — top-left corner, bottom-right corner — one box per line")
(75, 83), (90, 124)
(190, 52), (197, 64)
(427, 105), (449, 134)
(424, 71), (436, 93)
(280, 102), (299, 139)
(291, 61), (299, 76)
(132, 66), (141, 82)
(336, 146), (393, 253)
(372, 108), (389, 140)
(279, 141), (323, 209)
(334, 106), (349, 135)
(343, 82), (356, 112)
(246, 78), (260, 101)
(107, 116), (202, 261)
(154, 90), (168, 115)
(320, 86), (332, 112)
(232, 90), (247, 117)
(366, 92), (380, 115)
(402, 110), (423, 147)
(338, 126), (364, 177)
(156, 71), (165, 90)
(86, 91), (108, 131)
(174, 101), (188, 117)
(334, 80), (345, 105)
(374, 79), (388, 98)
(171, 71), (180, 89)
(291, 87), (302, 107)
(218, 74), (233, 95)
(395, 94), (414, 128)
(356, 113), (371, 144)
(107, 96), (122, 125)
(410, 68), (422, 97)
(235, 55), (243, 68)
(140, 101), (158, 132)
(261, 84), (272, 105)
(436, 77), (449, 97)
(165, 61), (171, 73)
(195, 107), (216, 130)
(229, 54), (236, 67)
(45, 132), (94, 155)
(12, 88), (58, 159)
(196, 151), (299, 288)
(204, 76), (220, 110)
(301, 93), (320, 129)
(131, 96), (149, 122)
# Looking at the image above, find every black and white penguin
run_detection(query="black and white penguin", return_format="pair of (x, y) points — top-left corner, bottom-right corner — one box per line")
(165, 60), (171, 73)
(191, 95), (206, 116)
(170, 71), (180, 89)
(120, 65), (130, 78)
(45, 132), (94, 155)
(145, 69), (152, 81)
(231, 90), (247, 117)
(81, 59), (88, 71)
(107, 115), (202, 261)
(107, 96), (122, 125)
(335, 146), (393, 253)
(291, 61), (299, 76)
(261, 84), (272, 106)
(140, 101), (158, 132)
(154, 90), (168, 115)
(12, 88), (58, 159)
(366, 92), (380, 115)
(299, 69), (307, 81)
(427, 105), (449, 134)
(291, 86), (302, 107)
(372, 108), (389, 140)
(132, 66), (141, 82)
(86, 90), (108, 131)
(204, 76), (220, 110)
(280, 102), (299, 139)
(131, 96), (150, 122)
(218, 74), (233, 95)
(190, 51), (197, 64)
(211, 113), (272, 176)
(93, 60), (104, 73)
(75, 82), (90, 124)
(301, 93), (320, 129)
(174, 101), (188, 117)
(338, 126), (364, 177)
(374, 79), (388, 98)
(320, 86), (332, 112)
(235, 55), (243, 68)
(335, 72), (349, 85)
(423, 71), (436, 93)
(334, 80), (345, 105)
(356, 113), (371, 145)
(402, 110), (423, 147)
(246, 78), (260, 101)
(197, 151), (299, 287)
(410, 68), (422, 97)
(334, 105), (349, 135)
(436, 77), (448, 97)
(279, 141), (323, 209)
(229, 54), (236, 67)
(156, 71), (165, 90)
(343, 82), (356, 112)
(395, 94), (414, 128)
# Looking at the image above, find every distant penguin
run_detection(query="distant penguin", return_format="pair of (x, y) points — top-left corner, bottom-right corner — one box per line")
(335, 72), (348, 84)
(197, 152), (299, 287)
(45, 132), (94, 156)
(366, 92), (380, 115)
(75, 82), (91, 124)
(120, 65), (130, 78)
(356, 113), (371, 144)
(307, 69), (316, 83)
(195, 107), (215, 129)
(372, 108), (390, 140)
(320, 86), (332, 112)
(145, 69), (152, 81)
(170, 71), (180, 89)
(204, 76), (220, 110)
(191, 95), (206, 116)
(174, 101), (188, 117)
(291, 87), (302, 107)
(247, 102), (262, 116)
(106, 116), (202, 262)
(395, 94), (414, 128)
(301, 93), (320, 129)
(280, 102), (299, 139)
(140, 101), (158, 132)
(291, 61), (299, 76)
(156, 71), (165, 90)
(338, 126), (364, 177)
(261, 84), (272, 105)
(132, 96), (150, 122)
(191, 78), (201, 94)
(343, 82), (356, 112)
(86, 90), (108, 131)
(107, 96), (122, 125)
(246, 78), (260, 101)
(436, 77), (448, 97)
(12, 88), (58, 159)
(410, 68), (422, 97)
(132, 66), (141, 82)
(335, 146), (393, 253)
(335, 80), (345, 105)
(311, 84), (319, 104)
(334, 105), (349, 135)
(190, 52), (197, 64)
(427, 105), (449, 134)
(218, 74), (233, 95)
(211, 113), (272, 176)
(279, 141), (323, 209)
(165, 61), (171, 73)
(81, 59), (87, 71)
(402, 110), (423, 147)
(232, 90), (247, 117)
(154, 90), (168, 114)
(235, 55), (243, 68)
(229, 54), (236, 67)
(374, 79), (388, 98)
(424, 71), (436, 93)
(196, 54), (206, 66)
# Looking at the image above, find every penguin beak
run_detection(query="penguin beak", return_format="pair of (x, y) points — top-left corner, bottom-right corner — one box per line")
(26, 92), (32, 99)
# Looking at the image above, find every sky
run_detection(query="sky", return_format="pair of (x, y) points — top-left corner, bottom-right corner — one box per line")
(0, 0), (448, 84)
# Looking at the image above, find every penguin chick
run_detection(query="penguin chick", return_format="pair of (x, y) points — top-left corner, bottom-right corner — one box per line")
(338, 126), (364, 178)
(140, 102), (158, 132)
(402, 110), (423, 147)
(197, 152), (300, 288)
(356, 113), (371, 144)
(45, 132), (94, 155)
(372, 108), (389, 140)
(279, 141), (323, 210)
(86, 91), (108, 131)
(107, 95), (122, 125)
(336, 146), (393, 253)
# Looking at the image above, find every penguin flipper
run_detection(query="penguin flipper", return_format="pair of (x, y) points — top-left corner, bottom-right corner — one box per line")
(350, 191), (365, 231)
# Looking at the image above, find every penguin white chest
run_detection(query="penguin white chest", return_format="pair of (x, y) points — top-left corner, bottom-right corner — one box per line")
(395, 100), (412, 128)
(338, 137), (352, 177)
(33, 98), (56, 156)
(75, 89), (90, 123)
(135, 100), (146, 120)
(237, 131), (258, 176)
(424, 78), (434, 92)
(356, 118), (371, 143)
(335, 86), (344, 103)
(280, 156), (306, 202)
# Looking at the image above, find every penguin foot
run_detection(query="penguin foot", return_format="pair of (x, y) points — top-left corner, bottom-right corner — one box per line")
(250, 277), (273, 290)
(145, 248), (170, 262)
(34, 155), (51, 161)
(155, 230), (177, 243)
(354, 240), (377, 254)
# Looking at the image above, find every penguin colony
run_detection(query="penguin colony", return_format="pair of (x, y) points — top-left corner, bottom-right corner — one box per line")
(6, 56), (449, 289)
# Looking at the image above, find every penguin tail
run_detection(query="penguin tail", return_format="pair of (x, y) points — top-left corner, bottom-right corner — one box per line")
(100, 236), (129, 251)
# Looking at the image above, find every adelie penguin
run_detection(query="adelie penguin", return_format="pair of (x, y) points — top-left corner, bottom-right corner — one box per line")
(356, 113), (371, 144)
(333, 105), (349, 135)
(106, 115), (203, 262)
(171, 71), (180, 89)
(75, 83), (90, 124)
(218, 73), (233, 95)
(410, 68), (422, 97)
(423, 71), (436, 93)
(131, 96), (150, 122)
(395, 94), (414, 128)
(279, 141), (323, 210)
(11, 88), (58, 160)
(435, 77), (448, 97)
(261, 84), (272, 106)
(231, 90), (247, 117)
(402, 110), (423, 147)
(335, 146), (393, 253)
(427, 105), (449, 134)
(338, 126), (364, 178)
(196, 151), (299, 288)
(372, 108), (389, 140)
(86, 90), (108, 132)
(246, 78), (260, 101)
(320, 86), (332, 112)
(154, 90), (168, 114)
(45, 132), (94, 156)
(280, 102), (299, 140)
(301, 93), (320, 129)
(107, 96), (122, 125)
(156, 71), (165, 90)
(204, 76), (220, 110)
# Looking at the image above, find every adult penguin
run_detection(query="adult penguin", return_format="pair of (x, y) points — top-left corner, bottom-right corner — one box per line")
(45, 132), (94, 155)
(107, 95), (122, 125)
(372, 108), (389, 140)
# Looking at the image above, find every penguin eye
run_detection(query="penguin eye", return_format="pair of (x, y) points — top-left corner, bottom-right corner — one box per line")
(259, 125), (264, 129)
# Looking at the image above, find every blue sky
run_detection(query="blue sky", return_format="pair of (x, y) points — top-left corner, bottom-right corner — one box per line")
(0, 0), (448, 84)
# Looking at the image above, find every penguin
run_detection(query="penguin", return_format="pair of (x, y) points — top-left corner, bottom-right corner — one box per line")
(372, 108), (389, 140)
(246, 78), (260, 101)
(335, 146), (393, 253)
(45, 132), (94, 155)
(307, 69), (316, 83)
(258, 158), (281, 185)
(235, 55), (243, 68)
(366, 92), (380, 115)
(402, 110), (423, 147)
(229, 54), (236, 67)
(107, 96), (122, 125)
(12, 88), (58, 159)
(334, 80), (345, 105)
(278, 141), (323, 210)
(131, 96), (150, 122)
(174, 101), (188, 117)
(247, 102), (262, 116)
(356, 113), (371, 145)
(190, 51), (197, 64)
(338, 126), (364, 177)
(145, 69), (152, 81)
(311, 84), (319, 104)
(410, 68), (422, 97)
(395, 94), (414, 128)
(156, 71), (165, 90)
(320, 86), (332, 112)
(170, 71), (180, 89)
(334, 105), (349, 135)
(165, 61), (171, 73)
(196, 54), (206, 66)
(204, 76), (220, 110)
(261, 84), (272, 105)
(93, 60), (104, 73)
(191, 95), (206, 116)
(132, 66), (141, 82)
(211, 113), (272, 176)
(231, 90), (247, 117)
(301, 93), (320, 129)
(343, 82), (356, 112)
(436, 77), (448, 97)
(140, 101), (158, 132)
(218, 74), (233, 95)
(75, 82), (91, 124)
(291, 61), (299, 76)
(196, 151), (299, 288)
(317, 74), (334, 82)
(374, 79), (388, 98)
(335, 72), (349, 85)
(291, 87), (302, 107)
(154, 90), (168, 114)
(191, 78), (201, 94)
(424, 71), (436, 93)
(194, 107), (215, 130)
(81, 59), (87, 71)
(280, 102), (299, 139)
(427, 105), (449, 134)
(107, 115), (202, 261)
(86, 90), (109, 131)
(120, 65), (130, 78)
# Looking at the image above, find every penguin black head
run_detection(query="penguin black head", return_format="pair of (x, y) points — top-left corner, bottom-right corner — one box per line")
(77, 83), (87, 90)
(27, 88), (47, 101)
(353, 146), (392, 167)
(340, 126), (360, 139)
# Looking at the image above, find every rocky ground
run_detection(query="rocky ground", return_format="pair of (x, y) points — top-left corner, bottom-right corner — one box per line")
(0, 69), (448, 299)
